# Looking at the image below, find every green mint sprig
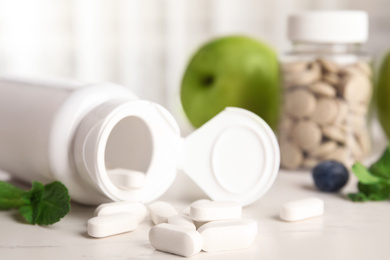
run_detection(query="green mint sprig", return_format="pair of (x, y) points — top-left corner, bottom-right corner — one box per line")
(0, 181), (70, 225)
(348, 145), (390, 202)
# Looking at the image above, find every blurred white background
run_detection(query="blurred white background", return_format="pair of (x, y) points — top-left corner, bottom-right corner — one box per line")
(0, 0), (389, 131)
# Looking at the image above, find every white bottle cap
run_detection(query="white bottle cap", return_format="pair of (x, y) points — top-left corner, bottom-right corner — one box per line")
(288, 11), (368, 43)
(181, 107), (280, 206)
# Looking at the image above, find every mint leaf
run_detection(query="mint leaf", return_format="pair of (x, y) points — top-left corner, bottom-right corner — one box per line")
(0, 181), (26, 209)
(358, 182), (390, 201)
(0, 180), (70, 225)
(348, 192), (369, 202)
(352, 162), (382, 184)
(349, 161), (390, 202)
(19, 181), (71, 225)
(369, 144), (390, 179)
(19, 181), (45, 224)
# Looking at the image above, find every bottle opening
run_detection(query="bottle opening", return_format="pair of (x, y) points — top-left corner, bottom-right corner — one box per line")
(104, 116), (152, 189)
(73, 99), (180, 203)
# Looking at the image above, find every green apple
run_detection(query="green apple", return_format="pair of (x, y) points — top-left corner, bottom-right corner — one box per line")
(377, 50), (390, 140)
(180, 35), (280, 130)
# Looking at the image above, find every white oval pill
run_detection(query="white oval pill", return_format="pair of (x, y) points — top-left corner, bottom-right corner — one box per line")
(94, 201), (147, 223)
(107, 168), (146, 189)
(280, 197), (324, 222)
(88, 213), (138, 238)
(197, 220), (256, 252)
(183, 199), (211, 216)
(190, 201), (242, 222)
(149, 223), (202, 257)
(148, 201), (178, 225)
(168, 214), (196, 230)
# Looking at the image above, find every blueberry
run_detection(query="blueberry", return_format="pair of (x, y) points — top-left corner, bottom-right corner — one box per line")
(312, 160), (349, 192)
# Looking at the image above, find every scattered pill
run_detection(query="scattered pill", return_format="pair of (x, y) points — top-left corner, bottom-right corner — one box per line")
(183, 199), (211, 216)
(107, 168), (146, 189)
(168, 214), (196, 230)
(279, 197), (324, 222)
(149, 223), (202, 257)
(94, 201), (147, 223)
(190, 201), (242, 222)
(197, 220), (256, 252)
(88, 213), (138, 238)
(149, 201), (178, 225)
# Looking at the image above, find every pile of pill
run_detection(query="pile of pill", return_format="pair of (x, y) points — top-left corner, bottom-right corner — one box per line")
(279, 58), (372, 169)
(87, 169), (325, 257)
(87, 199), (257, 257)
(148, 200), (257, 257)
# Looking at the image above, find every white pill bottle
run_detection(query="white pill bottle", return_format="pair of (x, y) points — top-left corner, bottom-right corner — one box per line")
(0, 77), (279, 206)
(279, 11), (372, 170)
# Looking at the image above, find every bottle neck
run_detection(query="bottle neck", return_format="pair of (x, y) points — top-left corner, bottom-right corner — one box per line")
(290, 42), (363, 55)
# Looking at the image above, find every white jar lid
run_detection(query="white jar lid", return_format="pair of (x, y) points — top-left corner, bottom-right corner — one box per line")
(181, 107), (280, 206)
(288, 11), (368, 43)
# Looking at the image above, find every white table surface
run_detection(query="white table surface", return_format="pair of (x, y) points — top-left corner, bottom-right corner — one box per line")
(1, 169), (389, 260)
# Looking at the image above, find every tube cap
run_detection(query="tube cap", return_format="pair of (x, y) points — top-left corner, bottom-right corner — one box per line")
(288, 11), (368, 43)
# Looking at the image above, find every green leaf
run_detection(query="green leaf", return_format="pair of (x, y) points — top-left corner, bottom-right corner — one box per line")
(369, 144), (390, 179)
(348, 192), (369, 202)
(19, 181), (44, 224)
(352, 162), (382, 184)
(19, 181), (71, 225)
(0, 181), (26, 210)
(358, 182), (390, 201)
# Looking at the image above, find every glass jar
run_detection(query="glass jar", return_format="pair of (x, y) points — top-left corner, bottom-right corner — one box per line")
(279, 11), (372, 170)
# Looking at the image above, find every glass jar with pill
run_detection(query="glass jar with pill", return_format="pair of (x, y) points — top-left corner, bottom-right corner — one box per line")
(279, 11), (372, 170)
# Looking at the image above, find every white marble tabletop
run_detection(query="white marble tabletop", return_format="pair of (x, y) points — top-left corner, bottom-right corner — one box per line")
(0, 169), (389, 260)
